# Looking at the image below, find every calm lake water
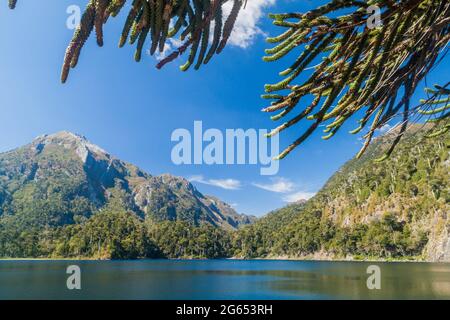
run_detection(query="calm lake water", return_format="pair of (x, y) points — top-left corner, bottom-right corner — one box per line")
(0, 260), (449, 299)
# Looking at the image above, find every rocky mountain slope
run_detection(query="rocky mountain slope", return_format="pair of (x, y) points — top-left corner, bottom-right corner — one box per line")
(1, 126), (447, 261)
(0, 131), (253, 231)
(234, 124), (449, 261)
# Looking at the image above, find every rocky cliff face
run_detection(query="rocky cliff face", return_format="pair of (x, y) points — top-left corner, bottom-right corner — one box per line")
(316, 125), (449, 262)
(0, 131), (253, 230)
(131, 173), (255, 229)
(236, 124), (449, 261)
(425, 213), (450, 262)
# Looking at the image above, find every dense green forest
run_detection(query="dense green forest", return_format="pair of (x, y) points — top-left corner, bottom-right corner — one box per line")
(1, 1), (448, 261)
(233, 124), (449, 261)
(0, 125), (448, 260)
(0, 206), (233, 259)
(0, 131), (246, 259)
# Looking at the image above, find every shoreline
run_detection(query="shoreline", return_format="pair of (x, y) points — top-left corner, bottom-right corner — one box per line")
(0, 256), (440, 263)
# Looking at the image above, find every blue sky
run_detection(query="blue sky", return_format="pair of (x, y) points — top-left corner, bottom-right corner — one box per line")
(0, 1), (448, 216)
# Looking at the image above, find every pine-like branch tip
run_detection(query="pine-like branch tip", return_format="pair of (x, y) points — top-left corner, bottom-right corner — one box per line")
(374, 154), (389, 163)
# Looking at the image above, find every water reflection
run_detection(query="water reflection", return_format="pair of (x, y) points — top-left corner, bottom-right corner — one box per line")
(0, 260), (449, 299)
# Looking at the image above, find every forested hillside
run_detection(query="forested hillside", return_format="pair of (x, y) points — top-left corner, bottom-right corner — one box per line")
(0, 125), (448, 261)
(233, 124), (450, 261)
(0, 131), (252, 259)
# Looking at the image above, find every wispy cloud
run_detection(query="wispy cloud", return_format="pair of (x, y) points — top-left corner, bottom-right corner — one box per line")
(376, 123), (392, 134)
(153, 38), (183, 60)
(209, 179), (242, 190)
(252, 177), (295, 193)
(223, 0), (276, 49)
(282, 191), (316, 203)
(253, 177), (316, 203)
(189, 175), (242, 190)
(155, 0), (275, 60)
(358, 123), (395, 144)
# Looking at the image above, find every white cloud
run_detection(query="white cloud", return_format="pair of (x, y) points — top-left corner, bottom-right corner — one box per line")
(223, 0), (276, 48)
(189, 175), (206, 183)
(189, 175), (242, 190)
(376, 124), (392, 134)
(155, 0), (275, 60)
(153, 38), (184, 60)
(209, 179), (242, 190)
(252, 177), (295, 193)
(282, 191), (316, 203)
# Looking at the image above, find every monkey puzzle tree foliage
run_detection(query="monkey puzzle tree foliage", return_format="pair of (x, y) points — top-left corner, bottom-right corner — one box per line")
(262, 0), (449, 159)
(4, 0), (450, 159)
(58, 0), (248, 83)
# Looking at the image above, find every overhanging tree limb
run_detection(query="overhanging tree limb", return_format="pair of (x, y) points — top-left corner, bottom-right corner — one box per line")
(262, 0), (449, 159)
(58, 0), (246, 83)
(5, 0), (449, 160)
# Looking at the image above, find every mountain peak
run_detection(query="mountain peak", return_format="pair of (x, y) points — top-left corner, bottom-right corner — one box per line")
(0, 131), (253, 231)
(35, 130), (87, 142)
(32, 131), (109, 163)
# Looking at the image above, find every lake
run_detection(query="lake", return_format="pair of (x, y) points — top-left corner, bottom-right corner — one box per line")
(0, 260), (449, 299)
